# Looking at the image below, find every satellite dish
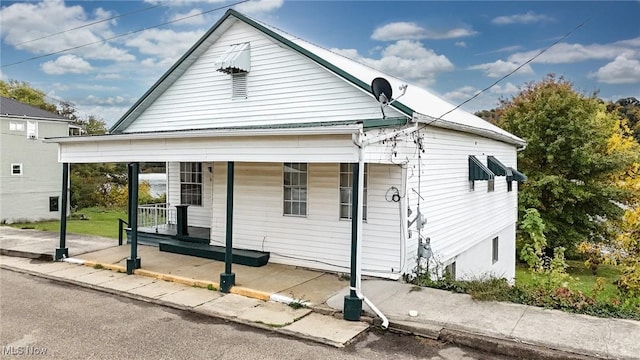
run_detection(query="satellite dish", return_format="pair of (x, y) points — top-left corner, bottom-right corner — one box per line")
(371, 77), (393, 105)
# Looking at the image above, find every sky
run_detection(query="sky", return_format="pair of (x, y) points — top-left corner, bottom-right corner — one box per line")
(1, 1), (639, 127)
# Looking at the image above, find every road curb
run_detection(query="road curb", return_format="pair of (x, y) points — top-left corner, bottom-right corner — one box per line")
(0, 249), (53, 261)
(388, 321), (603, 360)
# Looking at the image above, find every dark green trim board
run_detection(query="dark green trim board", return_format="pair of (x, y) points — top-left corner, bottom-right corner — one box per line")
(55, 163), (69, 261)
(220, 161), (236, 293)
(127, 163), (141, 274)
(469, 156), (495, 182)
(344, 162), (363, 321)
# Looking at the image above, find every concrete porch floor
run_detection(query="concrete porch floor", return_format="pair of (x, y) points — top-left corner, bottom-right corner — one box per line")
(77, 245), (349, 306)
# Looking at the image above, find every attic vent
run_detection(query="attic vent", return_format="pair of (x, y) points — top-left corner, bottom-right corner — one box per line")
(232, 73), (247, 99)
(216, 43), (250, 74)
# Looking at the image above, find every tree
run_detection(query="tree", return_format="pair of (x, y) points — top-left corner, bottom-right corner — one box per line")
(0, 79), (57, 112)
(497, 75), (639, 252)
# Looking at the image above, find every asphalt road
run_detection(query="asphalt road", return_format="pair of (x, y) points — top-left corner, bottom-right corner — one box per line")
(0, 269), (509, 360)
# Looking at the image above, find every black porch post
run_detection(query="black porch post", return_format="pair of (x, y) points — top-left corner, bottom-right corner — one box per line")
(55, 163), (69, 260)
(126, 162), (141, 274)
(344, 162), (363, 320)
(220, 161), (235, 293)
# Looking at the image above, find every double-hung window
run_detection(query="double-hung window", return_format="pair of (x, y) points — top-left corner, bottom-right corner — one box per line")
(283, 163), (307, 216)
(180, 162), (202, 206)
(339, 163), (367, 220)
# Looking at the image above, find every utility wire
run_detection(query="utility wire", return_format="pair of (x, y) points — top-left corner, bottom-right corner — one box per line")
(437, 16), (592, 120)
(14, 4), (164, 46)
(2, 0), (249, 68)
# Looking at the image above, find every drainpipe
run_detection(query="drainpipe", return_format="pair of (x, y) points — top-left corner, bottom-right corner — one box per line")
(352, 128), (389, 329)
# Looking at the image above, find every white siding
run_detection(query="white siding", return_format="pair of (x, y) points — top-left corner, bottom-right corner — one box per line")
(210, 162), (403, 278)
(400, 126), (519, 277)
(167, 162), (213, 228)
(123, 20), (401, 133)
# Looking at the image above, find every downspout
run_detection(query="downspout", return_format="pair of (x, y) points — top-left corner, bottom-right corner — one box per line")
(352, 128), (389, 329)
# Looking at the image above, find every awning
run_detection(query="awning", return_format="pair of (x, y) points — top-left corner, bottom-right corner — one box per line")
(215, 42), (250, 74)
(510, 167), (527, 183)
(469, 155), (494, 181)
(487, 156), (512, 177)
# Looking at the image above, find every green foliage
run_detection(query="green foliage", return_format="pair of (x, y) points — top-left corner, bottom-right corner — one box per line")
(519, 209), (547, 271)
(0, 79), (57, 112)
(498, 75), (638, 252)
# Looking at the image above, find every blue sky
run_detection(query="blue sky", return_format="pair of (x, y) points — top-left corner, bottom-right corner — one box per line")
(1, 1), (639, 126)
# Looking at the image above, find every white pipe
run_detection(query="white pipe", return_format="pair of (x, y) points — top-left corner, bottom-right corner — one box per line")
(354, 128), (389, 329)
(61, 258), (85, 265)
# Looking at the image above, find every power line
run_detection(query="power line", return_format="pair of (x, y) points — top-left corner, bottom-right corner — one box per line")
(14, 4), (164, 46)
(437, 16), (592, 120)
(2, 0), (249, 68)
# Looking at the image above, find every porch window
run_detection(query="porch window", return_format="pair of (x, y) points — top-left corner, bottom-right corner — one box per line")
(180, 162), (202, 206)
(283, 163), (307, 216)
(339, 163), (368, 220)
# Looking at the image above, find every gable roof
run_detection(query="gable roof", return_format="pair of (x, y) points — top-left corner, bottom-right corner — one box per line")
(110, 9), (524, 146)
(1, 96), (69, 121)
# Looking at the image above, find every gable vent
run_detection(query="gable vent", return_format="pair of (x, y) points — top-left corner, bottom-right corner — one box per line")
(232, 73), (247, 99)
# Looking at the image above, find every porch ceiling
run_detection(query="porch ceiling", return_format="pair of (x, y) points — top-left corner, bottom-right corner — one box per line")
(47, 126), (361, 164)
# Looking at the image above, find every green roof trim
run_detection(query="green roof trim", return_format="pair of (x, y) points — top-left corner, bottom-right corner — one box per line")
(110, 9), (414, 133)
(363, 117), (407, 129)
(469, 155), (495, 182)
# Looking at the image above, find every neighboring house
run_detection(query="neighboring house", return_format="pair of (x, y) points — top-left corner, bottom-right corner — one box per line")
(47, 10), (526, 281)
(0, 96), (76, 223)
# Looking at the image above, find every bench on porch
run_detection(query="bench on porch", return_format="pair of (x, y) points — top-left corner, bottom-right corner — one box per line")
(158, 239), (270, 267)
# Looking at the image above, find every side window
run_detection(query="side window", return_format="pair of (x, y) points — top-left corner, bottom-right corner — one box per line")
(180, 162), (202, 206)
(339, 163), (368, 220)
(283, 163), (307, 216)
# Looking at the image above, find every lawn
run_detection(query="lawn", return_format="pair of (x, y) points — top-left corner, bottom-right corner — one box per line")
(7, 207), (127, 239)
(516, 260), (622, 301)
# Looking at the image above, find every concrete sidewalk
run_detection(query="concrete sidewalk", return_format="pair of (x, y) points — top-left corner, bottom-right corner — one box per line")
(1, 226), (639, 359)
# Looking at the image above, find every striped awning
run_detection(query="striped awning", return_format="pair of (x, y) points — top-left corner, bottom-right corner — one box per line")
(510, 167), (527, 183)
(469, 155), (494, 181)
(215, 42), (251, 74)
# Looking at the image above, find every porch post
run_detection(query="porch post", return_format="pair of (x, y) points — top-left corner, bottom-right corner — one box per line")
(126, 162), (141, 274)
(127, 163), (133, 226)
(55, 163), (69, 260)
(220, 161), (236, 293)
(344, 162), (363, 320)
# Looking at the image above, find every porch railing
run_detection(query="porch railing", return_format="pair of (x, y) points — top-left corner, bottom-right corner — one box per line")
(137, 203), (176, 233)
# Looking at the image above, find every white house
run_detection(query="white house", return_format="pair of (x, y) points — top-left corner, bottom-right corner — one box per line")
(1, 97), (76, 223)
(47, 10), (526, 286)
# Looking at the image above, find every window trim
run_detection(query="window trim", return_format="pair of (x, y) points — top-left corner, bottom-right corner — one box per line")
(179, 162), (203, 206)
(11, 163), (23, 176)
(283, 162), (308, 217)
(339, 163), (368, 221)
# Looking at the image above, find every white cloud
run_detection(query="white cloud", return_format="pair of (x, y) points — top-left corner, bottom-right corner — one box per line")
(41, 55), (93, 75)
(492, 11), (555, 25)
(331, 40), (454, 86)
(489, 82), (520, 95)
(169, 8), (206, 25)
(234, 0), (284, 15)
(443, 86), (479, 101)
(125, 29), (203, 67)
(476, 45), (523, 56)
(589, 56), (640, 84)
(0, 1), (134, 63)
(468, 60), (533, 78)
(508, 37), (640, 64)
(371, 22), (476, 41)
(455, 41), (467, 48)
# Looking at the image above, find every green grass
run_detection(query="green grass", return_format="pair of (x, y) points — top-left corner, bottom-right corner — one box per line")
(516, 260), (622, 301)
(7, 207), (127, 239)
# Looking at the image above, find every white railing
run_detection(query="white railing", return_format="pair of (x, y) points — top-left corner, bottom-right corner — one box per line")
(137, 203), (176, 233)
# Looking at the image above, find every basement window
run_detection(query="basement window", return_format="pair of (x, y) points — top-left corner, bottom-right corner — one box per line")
(445, 261), (456, 280)
(492, 237), (499, 264)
